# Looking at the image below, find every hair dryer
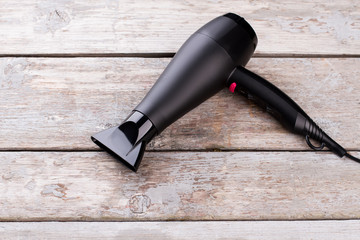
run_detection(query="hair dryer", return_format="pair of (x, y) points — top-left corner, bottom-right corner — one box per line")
(92, 13), (359, 172)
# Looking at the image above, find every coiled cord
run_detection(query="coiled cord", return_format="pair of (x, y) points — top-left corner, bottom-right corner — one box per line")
(304, 118), (360, 163)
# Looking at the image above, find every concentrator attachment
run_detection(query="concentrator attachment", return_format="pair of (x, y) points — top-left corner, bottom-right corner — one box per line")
(91, 111), (156, 172)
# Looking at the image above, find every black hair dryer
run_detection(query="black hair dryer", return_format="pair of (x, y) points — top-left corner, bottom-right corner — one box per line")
(92, 13), (359, 172)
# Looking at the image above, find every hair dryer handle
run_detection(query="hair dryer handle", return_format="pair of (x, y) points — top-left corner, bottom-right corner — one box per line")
(227, 66), (347, 157)
(227, 66), (308, 128)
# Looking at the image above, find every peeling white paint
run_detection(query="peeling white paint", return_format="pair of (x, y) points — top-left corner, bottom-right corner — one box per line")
(25, 180), (36, 190)
(146, 183), (193, 214)
(272, 11), (360, 43)
(40, 184), (76, 200)
(326, 12), (360, 42)
(33, 0), (73, 34)
(41, 184), (65, 198)
(0, 58), (29, 89)
(324, 72), (342, 88)
(105, 0), (119, 10)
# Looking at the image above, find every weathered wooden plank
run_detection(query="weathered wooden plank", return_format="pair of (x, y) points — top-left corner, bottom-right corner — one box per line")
(0, 0), (359, 55)
(1, 151), (360, 220)
(1, 57), (359, 150)
(1, 221), (360, 240)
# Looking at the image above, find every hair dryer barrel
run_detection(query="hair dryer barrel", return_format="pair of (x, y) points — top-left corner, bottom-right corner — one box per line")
(135, 33), (234, 133)
(135, 14), (258, 132)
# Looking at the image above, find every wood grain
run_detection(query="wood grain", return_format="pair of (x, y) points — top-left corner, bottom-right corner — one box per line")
(1, 151), (360, 221)
(0, 0), (359, 55)
(1, 57), (359, 150)
(1, 221), (360, 240)
(1, 0), (359, 236)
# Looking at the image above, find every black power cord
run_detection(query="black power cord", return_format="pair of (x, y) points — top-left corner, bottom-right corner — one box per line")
(345, 152), (360, 163)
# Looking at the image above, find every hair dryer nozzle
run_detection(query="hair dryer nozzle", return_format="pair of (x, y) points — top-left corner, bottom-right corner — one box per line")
(91, 111), (156, 172)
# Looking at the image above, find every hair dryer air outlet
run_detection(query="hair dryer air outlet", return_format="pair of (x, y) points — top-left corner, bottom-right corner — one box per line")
(91, 13), (359, 172)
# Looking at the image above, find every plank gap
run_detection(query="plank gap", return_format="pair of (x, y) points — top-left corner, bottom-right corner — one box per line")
(1, 53), (360, 58)
(0, 149), (359, 153)
(2, 218), (360, 223)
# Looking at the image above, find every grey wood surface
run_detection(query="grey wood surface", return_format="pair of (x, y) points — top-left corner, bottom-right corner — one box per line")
(0, 0), (359, 55)
(1, 221), (360, 240)
(1, 0), (359, 238)
(1, 57), (359, 150)
(1, 151), (360, 221)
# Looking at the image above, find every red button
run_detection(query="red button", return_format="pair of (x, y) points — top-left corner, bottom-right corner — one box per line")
(229, 82), (237, 93)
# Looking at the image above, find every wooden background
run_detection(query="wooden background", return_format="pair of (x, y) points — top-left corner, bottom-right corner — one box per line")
(1, 0), (360, 239)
